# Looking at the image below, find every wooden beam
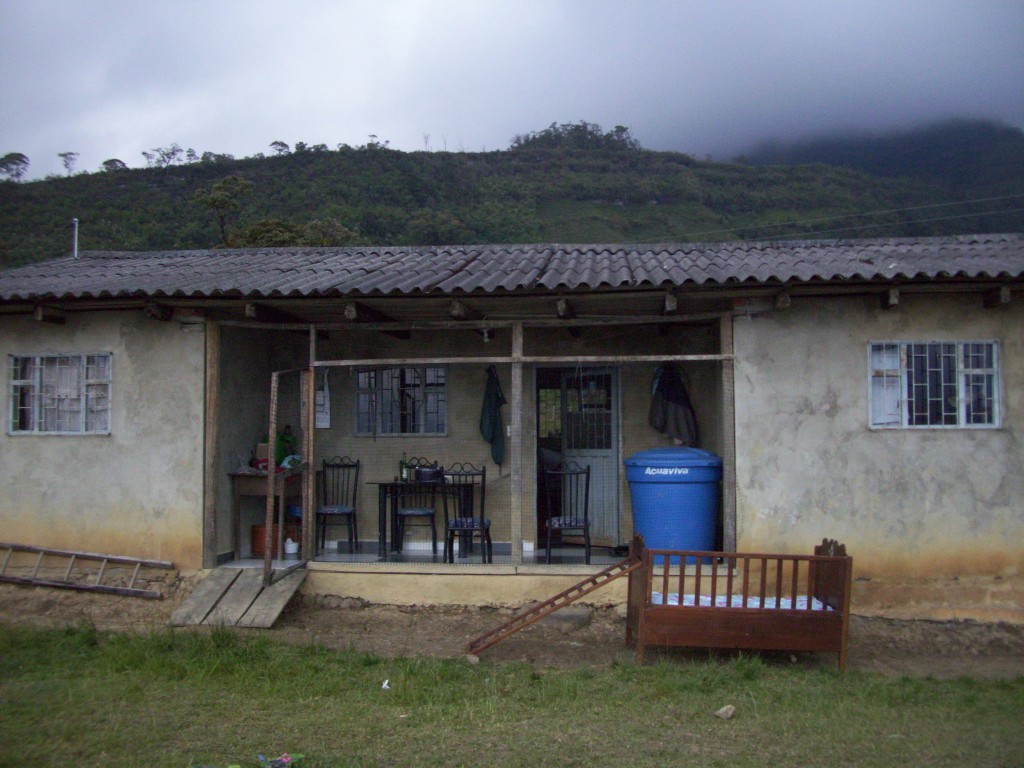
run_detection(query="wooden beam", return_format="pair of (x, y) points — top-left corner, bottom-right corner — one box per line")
(245, 302), (305, 324)
(203, 323), (220, 569)
(657, 293), (681, 335)
(663, 291), (679, 314)
(732, 297), (774, 316)
(720, 314), (737, 552)
(448, 299), (481, 321)
(263, 372), (280, 587)
(983, 286), (1011, 309)
(301, 368), (315, 564)
(315, 353), (732, 368)
(450, 299), (492, 339)
(510, 323), (523, 563)
(555, 298), (581, 338)
(143, 301), (174, 321)
(245, 303), (327, 339)
(33, 305), (66, 324)
(220, 309), (727, 333)
(773, 291), (792, 311)
(881, 288), (899, 310)
(343, 301), (411, 340)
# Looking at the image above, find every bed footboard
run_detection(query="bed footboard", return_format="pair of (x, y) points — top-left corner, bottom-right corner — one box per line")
(626, 535), (852, 669)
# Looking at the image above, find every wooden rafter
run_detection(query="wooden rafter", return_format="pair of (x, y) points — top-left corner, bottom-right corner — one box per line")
(143, 301), (174, 321)
(881, 287), (900, 310)
(343, 301), (411, 340)
(448, 299), (481, 320)
(983, 286), (1011, 309)
(555, 297), (581, 338)
(33, 305), (66, 324)
(245, 302), (306, 324)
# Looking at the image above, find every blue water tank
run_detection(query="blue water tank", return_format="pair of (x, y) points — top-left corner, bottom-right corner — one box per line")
(624, 447), (722, 563)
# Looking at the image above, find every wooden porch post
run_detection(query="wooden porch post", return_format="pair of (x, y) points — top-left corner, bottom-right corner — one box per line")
(202, 322), (220, 569)
(510, 323), (524, 563)
(262, 372), (280, 586)
(301, 367), (315, 564)
(719, 314), (737, 551)
(303, 323), (317, 564)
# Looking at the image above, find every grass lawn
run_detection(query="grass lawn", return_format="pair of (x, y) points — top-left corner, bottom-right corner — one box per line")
(1, 624), (1021, 768)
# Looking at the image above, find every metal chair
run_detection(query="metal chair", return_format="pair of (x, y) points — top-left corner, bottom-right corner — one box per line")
(542, 461), (591, 564)
(317, 456), (360, 554)
(394, 462), (443, 554)
(443, 462), (491, 563)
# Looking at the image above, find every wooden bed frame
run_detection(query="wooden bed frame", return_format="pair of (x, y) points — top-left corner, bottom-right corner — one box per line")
(625, 534), (853, 669)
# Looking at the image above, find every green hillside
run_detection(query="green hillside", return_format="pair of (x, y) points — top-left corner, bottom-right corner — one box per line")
(1, 121), (1022, 267)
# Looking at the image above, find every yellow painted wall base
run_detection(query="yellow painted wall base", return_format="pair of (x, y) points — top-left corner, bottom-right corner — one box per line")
(304, 564), (630, 609)
(850, 574), (1024, 624)
(300, 564), (1024, 624)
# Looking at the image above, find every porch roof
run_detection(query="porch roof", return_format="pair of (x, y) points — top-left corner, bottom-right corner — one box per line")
(2, 234), (1021, 305)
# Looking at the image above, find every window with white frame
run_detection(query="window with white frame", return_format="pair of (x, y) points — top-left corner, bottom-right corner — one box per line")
(356, 366), (446, 435)
(8, 353), (112, 434)
(869, 341), (999, 428)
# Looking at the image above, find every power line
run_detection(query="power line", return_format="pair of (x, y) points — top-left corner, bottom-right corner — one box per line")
(674, 193), (1024, 241)
(747, 206), (1024, 241)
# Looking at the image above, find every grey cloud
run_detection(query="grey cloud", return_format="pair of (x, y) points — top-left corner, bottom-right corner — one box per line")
(1, 0), (1020, 178)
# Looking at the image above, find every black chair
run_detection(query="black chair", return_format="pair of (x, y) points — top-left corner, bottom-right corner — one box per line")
(394, 463), (444, 554)
(543, 461), (591, 564)
(317, 456), (360, 554)
(443, 462), (491, 563)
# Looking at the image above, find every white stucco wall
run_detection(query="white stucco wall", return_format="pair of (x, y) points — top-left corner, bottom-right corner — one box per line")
(0, 312), (206, 567)
(733, 293), (1023, 579)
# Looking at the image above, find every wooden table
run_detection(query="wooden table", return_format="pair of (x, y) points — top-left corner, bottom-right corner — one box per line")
(229, 464), (306, 559)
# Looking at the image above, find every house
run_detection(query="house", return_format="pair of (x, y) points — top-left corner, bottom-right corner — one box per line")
(1, 235), (1022, 622)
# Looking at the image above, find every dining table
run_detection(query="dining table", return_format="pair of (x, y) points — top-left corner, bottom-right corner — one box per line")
(367, 477), (475, 559)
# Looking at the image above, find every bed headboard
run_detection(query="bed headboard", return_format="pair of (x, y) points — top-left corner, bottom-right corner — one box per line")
(811, 538), (852, 611)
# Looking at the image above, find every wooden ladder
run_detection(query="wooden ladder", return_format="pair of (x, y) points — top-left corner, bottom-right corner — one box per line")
(0, 542), (174, 599)
(466, 555), (641, 656)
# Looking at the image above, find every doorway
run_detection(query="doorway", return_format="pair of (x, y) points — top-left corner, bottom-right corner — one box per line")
(536, 367), (620, 549)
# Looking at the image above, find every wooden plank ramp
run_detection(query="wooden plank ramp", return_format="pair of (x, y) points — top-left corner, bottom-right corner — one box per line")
(0, 541), (173, 599)
(203, 570), (265, 626)
(238, 570), (307, 628)
(170, 565), (306, 628)
(466, 556), (641, 656)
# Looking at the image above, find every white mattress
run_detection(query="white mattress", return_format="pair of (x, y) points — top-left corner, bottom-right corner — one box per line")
(651, 592), (831, 610)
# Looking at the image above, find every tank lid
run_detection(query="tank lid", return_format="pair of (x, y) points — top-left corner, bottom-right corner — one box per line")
(623, 447), (722, 467)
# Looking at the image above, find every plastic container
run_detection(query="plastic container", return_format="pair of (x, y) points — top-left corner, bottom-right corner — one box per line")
(251, 523), (301, 558)
(624, 447), (723, 564)
(284, 538), (300, 559)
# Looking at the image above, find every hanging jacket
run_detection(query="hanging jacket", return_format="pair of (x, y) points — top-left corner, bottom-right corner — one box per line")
(480, 365), (507, 466)
(648, 363), (699, 446)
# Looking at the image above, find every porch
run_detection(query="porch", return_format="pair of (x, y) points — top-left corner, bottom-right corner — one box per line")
(204, 288), (739, 587)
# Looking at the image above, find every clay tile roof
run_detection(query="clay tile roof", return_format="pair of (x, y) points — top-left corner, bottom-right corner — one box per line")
(0, 234), (1021, 303)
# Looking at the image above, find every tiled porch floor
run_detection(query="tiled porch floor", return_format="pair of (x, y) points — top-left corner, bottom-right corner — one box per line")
(310, 542), (623, 566)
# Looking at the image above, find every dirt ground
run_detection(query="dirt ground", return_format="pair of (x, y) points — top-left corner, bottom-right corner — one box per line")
(2, 582), (1022, 679)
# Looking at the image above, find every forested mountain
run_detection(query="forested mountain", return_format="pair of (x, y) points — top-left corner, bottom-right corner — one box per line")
(747, 119), (1024, 189)
(1, 120), (1021, 268)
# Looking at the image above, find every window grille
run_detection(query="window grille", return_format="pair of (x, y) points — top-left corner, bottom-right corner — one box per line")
(8, 353), (112, 434)
(869, 341), (999, 429)
(356, 366), (446, 435)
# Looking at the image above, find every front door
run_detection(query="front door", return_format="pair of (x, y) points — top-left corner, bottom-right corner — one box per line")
(536, 368), (620, 547)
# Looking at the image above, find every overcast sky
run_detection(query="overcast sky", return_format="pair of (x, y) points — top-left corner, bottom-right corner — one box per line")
(2, 0), (1022, 179)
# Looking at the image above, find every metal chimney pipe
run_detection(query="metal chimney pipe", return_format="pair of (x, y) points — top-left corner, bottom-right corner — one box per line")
(72, 218), (79, 259)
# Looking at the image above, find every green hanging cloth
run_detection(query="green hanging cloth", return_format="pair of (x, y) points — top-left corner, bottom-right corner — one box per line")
(479, 365), (507, 466)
